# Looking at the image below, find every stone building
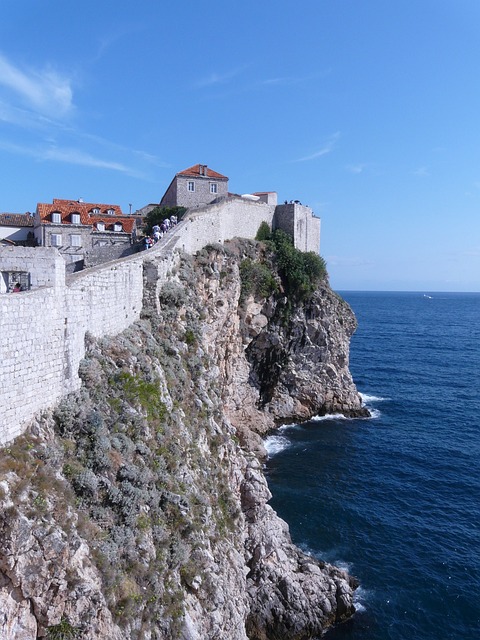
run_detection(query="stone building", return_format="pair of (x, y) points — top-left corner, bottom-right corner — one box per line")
(34, 198), (137, 269)
(160, 164), (229, 209)
(0, 213), (35, 245)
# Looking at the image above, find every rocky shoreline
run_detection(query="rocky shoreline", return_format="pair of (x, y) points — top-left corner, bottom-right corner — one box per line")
(0, 241), (367, 639)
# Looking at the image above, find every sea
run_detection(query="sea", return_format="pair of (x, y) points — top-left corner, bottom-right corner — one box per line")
(264, 291), (480, 640)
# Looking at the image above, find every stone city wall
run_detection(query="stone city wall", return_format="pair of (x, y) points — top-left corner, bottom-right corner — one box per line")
(274, 203), (321, 253)
(0, 198), (319, 445)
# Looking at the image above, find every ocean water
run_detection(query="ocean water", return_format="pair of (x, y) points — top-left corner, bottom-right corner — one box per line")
(264, 291), (480, 640)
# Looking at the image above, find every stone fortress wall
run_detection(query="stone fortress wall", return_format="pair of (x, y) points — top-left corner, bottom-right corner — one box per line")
(0, 197), (320, 445)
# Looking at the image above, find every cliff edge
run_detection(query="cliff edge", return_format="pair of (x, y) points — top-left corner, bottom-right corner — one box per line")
(0, 239), (366, 639)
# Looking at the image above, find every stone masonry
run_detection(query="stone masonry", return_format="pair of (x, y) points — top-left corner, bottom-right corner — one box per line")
(0, 197), (321, 445)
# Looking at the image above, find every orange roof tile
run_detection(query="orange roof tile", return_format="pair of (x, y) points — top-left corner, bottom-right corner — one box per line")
(177, 164), (228, 180)
(36, 199), (136, 233)
(0, 213), (34, 227)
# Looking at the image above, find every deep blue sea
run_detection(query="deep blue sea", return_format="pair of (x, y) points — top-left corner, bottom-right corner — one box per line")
(265, 291), (480, 640)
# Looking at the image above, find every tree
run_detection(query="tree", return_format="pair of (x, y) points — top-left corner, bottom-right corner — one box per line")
(144, 206), (186, 235)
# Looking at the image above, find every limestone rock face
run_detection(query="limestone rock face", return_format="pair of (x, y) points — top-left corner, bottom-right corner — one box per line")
(246, 283), (369, 425)
(0, 242), (364, 639)
(0, 498), (123, 640)
(196, 244), (368, 440)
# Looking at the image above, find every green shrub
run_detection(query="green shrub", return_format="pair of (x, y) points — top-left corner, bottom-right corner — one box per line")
(240, 259), (277, 300)
(46, 617), (80, 639)
(255, 221), (271, 241)
(115, 372), (167, 420)
(268, 229), (327, 300)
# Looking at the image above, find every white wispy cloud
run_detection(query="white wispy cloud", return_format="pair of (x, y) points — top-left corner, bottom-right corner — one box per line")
(0, 52), (168, 178)
(0, 140), (144, 177)
(295, 132), (340, 162)
(259, 69), (331, 87)
(0, 52), (73, 117)
(44, 147), (141, 176)
(413, 166), (429, 177)
(195, 66), (247, 88)
(346, 163), (367, 174)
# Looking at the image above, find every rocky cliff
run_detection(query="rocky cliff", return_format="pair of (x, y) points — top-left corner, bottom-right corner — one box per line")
(0, 239), (367, 639)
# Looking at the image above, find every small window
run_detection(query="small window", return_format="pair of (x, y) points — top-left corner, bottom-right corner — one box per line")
(70, 234), (82, 247)
(107, 208), (115, 215)
(96, 222), (105, 231)
(210, 183), (218, 194)
(51, 233), (62, 247)
(92, 207), (100, 215)
(51, 212), (61, 224)
(71, 213), (80, 224)
(113, 223), (123, 232)
(188, 181), (195, 192)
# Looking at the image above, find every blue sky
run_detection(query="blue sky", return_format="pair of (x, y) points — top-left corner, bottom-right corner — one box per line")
(1, 1), (480, 292)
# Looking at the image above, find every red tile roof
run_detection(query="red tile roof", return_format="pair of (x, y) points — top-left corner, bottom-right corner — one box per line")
(177, 164), (228, 180)
(0, 213), (34, 227)
(36, 199), (136, 233)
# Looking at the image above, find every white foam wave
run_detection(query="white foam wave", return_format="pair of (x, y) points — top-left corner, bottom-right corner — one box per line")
(264, 435), (291, 457)
(311, 413), (351, 422)
(333, 559), (353, 574)
(353, 585), (369, 613)
(360, 392), (387, 403)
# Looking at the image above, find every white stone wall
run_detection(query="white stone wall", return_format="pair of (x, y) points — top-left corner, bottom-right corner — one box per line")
(293, 205), (321, 253)
(274, 204), (321, 254)
(180, 197), (275, 253)
(0, 198), (320, 446)
(0, 246), (66, 288)
(0, 250), (145, 444)
(0, 286), (66, 443)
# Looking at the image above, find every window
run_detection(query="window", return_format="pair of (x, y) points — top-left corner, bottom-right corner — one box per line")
(71, 213), (80, 224)
(51, 212), (61, 223)
(210, 183), (218, 194)
(70, 234), (82, 247)
(113, 223), (123, 232)
(51, 233), (62, 247)
(107, 208), (115, 215)
(188, 181), (195, 192)
(96, 222), (105, 231)
(92, 207), (100, 215)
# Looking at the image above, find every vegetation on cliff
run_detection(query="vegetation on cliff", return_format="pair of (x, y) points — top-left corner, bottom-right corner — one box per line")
(246, 222), (328, 305)
(0, 241), (363, 639)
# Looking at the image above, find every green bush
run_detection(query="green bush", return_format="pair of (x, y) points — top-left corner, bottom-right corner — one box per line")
(268, 229), (327, 300)
(240, 259), (277, 300)
(46, 617), (80, 639)
(115, 372), (167, 420)
(255, 221), (271, 241)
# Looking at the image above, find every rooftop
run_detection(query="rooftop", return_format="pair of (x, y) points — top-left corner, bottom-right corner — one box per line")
(36, 199), (136, 233)
(0, 213), (34, 227)
(177, 164), (228, 180)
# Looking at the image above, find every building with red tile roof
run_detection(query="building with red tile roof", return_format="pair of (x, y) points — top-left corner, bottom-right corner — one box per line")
(160, 164), (229, 209)
(34, 198), (136, 267)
